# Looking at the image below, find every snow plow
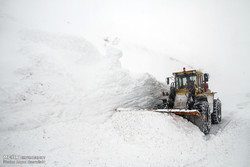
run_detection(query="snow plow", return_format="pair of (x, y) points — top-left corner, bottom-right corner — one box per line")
(117, 68), (222, 134)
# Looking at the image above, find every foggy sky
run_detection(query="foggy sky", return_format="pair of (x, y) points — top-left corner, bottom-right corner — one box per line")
(1, 0), (250, 94)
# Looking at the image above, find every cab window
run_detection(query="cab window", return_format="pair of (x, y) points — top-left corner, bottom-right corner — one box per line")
(175, 74), (197, 89)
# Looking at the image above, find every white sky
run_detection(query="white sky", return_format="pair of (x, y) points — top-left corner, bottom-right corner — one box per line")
(1, 0), (250, 93)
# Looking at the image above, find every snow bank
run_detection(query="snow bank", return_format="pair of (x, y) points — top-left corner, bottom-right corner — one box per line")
(1, 111), (206, 167)
(0, 20), (164, 131)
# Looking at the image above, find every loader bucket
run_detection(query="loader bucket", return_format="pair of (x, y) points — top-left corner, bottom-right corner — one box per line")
(116, 108), (201, 117)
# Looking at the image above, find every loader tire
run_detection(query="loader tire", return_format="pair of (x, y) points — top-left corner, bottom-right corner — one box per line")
(194, 101), (211, 135)
(212, 99), (222, 124)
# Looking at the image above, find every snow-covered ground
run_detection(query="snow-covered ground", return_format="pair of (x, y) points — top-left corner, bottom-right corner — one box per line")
(1, 1), (250, 167)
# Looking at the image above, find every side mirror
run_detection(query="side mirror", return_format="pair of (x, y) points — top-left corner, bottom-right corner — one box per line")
(204, 73), (209, 82)
(166, 77), (170, 85)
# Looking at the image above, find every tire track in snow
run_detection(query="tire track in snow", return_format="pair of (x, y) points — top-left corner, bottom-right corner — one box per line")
(205, 116), (232, 140)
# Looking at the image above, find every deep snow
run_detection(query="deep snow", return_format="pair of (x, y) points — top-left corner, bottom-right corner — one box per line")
(1, 1), (250, 167)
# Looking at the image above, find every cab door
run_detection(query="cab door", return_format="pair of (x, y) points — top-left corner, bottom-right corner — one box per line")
(198, 74), (204, 93)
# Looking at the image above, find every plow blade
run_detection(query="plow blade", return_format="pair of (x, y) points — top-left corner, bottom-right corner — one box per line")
(116, 108), (201, 117)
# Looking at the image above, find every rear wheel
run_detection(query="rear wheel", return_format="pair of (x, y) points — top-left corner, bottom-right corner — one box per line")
(194, 101), (211, 135)
(212, 99), (222, 124)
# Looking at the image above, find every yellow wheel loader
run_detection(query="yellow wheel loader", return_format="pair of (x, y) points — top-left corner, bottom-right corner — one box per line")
(117, 68), (222, 134)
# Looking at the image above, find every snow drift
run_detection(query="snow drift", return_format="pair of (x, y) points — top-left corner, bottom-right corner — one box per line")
(0, 20), (164, 131)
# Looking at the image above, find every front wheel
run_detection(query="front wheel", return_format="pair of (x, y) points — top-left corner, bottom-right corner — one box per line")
(194, 101), (211, 135)
(212, 99), (222, 124)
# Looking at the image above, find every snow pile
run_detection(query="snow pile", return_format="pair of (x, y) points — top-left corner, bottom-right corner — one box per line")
(1, 110), (206, 167)
(104, 111), (206, 166)
(0, 21), (164, 132)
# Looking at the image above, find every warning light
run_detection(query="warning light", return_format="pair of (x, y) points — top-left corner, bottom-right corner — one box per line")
(183, 67), (186, 71)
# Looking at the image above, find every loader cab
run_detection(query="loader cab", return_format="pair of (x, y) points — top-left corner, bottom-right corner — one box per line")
(172, 69), (209, 93)
(173, 70), (198, 91)
(175, 73), (197, 89)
